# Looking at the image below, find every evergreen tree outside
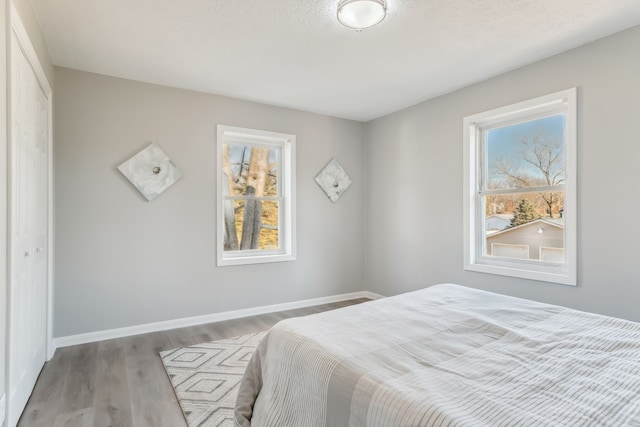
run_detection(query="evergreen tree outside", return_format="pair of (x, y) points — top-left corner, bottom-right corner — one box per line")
(509, 199), (541, 228)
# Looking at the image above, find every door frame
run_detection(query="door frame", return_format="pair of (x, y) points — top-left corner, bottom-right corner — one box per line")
(6, 1), (54, 424)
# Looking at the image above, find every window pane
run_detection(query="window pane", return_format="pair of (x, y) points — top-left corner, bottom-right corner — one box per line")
(222, 144), (279, 196)
(486, 115), (565, 190)
(223, 199), (279, 252)
(484, 192), (564, 263)
(259, 201), (279, 250)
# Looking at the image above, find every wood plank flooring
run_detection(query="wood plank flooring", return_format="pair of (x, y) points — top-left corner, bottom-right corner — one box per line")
(18, 298), (368, 427)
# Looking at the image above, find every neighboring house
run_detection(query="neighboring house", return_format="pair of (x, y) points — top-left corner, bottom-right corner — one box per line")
(486, 218), (564, 262)
(485, 214), (513, 234)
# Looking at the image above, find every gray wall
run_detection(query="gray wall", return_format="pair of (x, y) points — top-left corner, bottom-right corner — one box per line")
(366, 25), (640, 322)
(54, 68), (366, 337)
(52, 23), (640, 336)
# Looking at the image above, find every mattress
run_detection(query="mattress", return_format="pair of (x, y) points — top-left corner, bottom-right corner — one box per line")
(235, 284), (640, 426)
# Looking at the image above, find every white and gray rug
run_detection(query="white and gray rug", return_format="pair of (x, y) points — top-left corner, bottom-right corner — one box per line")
(160, 331), (266, 427)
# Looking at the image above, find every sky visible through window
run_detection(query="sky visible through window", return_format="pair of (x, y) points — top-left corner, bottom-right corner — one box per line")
(487, 115), (565, 187)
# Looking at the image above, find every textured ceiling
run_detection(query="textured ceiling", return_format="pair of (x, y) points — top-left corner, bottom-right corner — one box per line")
(31, 0), (640, 121)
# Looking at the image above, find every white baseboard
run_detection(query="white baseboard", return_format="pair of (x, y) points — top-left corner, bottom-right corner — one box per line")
(53, 290), (385, 349)
(361, 291), (385, 300)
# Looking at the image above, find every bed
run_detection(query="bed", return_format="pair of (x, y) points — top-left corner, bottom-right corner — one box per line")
(235, 284), (640, 426)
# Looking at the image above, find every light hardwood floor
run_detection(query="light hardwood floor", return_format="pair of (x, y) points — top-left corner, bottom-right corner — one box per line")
(18, 298), (369, 427)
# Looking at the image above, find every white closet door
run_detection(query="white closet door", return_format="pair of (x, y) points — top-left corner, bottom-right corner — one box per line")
(8, 34), (49, 427)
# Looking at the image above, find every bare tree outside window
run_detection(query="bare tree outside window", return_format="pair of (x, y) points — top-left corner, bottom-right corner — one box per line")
(491, 130), (565, 218)
(222, 144), (279, 251)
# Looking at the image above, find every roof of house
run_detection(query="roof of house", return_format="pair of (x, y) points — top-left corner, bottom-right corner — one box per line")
(486, 217), (564, 238)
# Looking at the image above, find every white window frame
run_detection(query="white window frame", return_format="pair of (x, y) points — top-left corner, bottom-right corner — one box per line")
(463, 88), (577, 286)
(217, 125), (296, 266)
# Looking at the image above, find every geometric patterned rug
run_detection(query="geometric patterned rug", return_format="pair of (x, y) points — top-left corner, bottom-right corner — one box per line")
(160, 331), (267, 427)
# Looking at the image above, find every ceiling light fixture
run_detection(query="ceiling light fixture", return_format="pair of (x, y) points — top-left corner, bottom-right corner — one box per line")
(337, 0), (387, 31)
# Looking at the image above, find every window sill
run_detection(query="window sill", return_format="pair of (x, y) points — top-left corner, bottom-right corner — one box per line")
(217, 252), (296, 267)
(464, 261), (576, 286)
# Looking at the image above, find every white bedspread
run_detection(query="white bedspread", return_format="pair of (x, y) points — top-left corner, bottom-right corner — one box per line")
(235, 284), (640, 426)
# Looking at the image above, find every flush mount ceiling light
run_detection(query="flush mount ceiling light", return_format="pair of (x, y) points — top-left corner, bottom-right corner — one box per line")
(337, 0), (387, 31)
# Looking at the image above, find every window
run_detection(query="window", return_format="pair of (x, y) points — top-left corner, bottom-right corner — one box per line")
(217, 125), (296, 266)
(463, 89), (577, 285)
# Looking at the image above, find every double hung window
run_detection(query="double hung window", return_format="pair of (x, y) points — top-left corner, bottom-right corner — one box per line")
(463, 89), (577, 285)
(217, 125), (296, 266)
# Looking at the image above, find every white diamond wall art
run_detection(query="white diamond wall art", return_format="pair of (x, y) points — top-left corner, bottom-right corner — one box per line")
(118, 143), (183, 201)
(314, 158), (352, 203)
